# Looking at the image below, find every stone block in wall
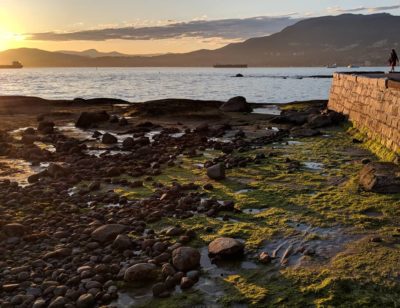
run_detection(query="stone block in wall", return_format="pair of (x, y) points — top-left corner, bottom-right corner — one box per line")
(328, 73), (399, 155)
(390, 118), (399, 129)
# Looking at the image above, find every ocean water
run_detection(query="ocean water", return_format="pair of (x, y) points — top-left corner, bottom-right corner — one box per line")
(0, 67), (388, 104)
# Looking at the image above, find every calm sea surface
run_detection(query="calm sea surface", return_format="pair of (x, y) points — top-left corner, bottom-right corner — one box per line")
(0, 67), (388, 104)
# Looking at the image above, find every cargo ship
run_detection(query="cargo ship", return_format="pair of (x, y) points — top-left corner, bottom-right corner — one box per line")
(0, 61), (23, 69)
(213, 64), (248, 68)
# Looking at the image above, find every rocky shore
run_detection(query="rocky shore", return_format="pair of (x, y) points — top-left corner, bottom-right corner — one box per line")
(0, 95), (399, 307)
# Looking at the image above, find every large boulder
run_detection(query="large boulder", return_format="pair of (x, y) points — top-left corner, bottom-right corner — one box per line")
(124, 263), (158, 282)
(172, 247), (200, 271)
(359, 162), (400, 194)
(75, 111), (110, 129)
(207, 163), (226, 180)
(220, 96), (252, 112)
(208, 237), (244, 258)
(91, 224), (127, 242)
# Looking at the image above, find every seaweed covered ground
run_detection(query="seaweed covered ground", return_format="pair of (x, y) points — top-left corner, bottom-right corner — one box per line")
(125, 125), (400, 307)
(0, 96), (399, 308)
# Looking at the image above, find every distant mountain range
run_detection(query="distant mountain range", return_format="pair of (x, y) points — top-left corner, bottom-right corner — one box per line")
(0, 13), (399, 67)
(56, 49), (164, 58)
(56, 49), (129, 58)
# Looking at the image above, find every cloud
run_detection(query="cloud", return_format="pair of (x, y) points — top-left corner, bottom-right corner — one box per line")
(328, 5), (400, 14)
(327, 7), (366, 14)
(368, 5), (400, 12)
(27, 16), (300, 42)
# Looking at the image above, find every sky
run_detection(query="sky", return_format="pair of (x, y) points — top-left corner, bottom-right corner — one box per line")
(0, 0), (400, 54)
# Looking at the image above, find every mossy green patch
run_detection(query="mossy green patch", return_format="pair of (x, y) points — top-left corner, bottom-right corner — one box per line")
(223, 274), (269, 305)
(136, 290), (204, 308)
(348, 126), (399, 162)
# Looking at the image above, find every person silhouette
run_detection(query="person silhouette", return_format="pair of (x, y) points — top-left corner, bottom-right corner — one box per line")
(389, 49), (399, 72)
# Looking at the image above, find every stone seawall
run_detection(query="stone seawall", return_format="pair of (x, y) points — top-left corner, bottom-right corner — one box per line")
(328, 72), (400, 155)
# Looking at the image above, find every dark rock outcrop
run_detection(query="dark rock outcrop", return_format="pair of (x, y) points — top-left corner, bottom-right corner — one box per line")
(220, 96), (252, 112)
(75, 111), (110, 128)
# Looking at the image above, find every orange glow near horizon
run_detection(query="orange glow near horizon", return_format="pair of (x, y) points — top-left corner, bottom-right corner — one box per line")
(0, 9), (26, 51)
(3, 37), (233, 55)
(0, 31), (26, 51)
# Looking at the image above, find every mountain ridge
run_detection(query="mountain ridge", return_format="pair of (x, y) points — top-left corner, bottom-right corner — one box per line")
(0, 13), (398, 67)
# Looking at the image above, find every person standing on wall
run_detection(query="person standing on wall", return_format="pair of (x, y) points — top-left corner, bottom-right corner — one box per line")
(389, 49), (399, 72)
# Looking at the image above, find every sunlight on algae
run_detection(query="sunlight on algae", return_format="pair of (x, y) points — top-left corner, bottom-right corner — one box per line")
(223, 275), (269, 305)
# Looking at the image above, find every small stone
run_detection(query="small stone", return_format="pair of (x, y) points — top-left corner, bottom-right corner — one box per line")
(179, 235), (190, 243)
(370, 237), (382, 243)
(48, 296), (67, 308)
(258, 251), (271, 264)
(26, 287), (42, 297)
(3, 223), (25, 237)
(203, 183), (214, 190)
(164, 226), (184, 236)
(76, 293), (95, 308)
(207, 163), (226, 180)
(112, 234), (132, 250)
(91, 224), (126, 242)
(161, 263), (176, 277)
(186, 270), (200, 282)
(32, 298), (46, 308)
(122, 137), (135, 148)
(152, 282), (169, 298)
(180, 277), (195, 289)
(43, 248), (72, 260)
(361, 158), (371, 165)
(2, 284), (20, 291)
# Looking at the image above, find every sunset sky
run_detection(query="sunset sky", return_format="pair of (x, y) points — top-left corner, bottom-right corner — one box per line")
(1, 0), (400, 54)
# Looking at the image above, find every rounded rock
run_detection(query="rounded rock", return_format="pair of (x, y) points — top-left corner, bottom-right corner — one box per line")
(124, 263), (158, 282)
(172, 247), (200, 271)
(208, 237), (244, 258)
